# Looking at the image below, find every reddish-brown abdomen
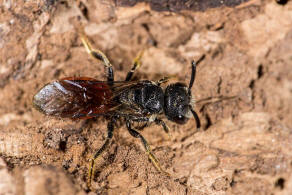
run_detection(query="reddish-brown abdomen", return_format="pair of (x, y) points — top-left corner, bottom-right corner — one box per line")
(33, 77), (115, 119)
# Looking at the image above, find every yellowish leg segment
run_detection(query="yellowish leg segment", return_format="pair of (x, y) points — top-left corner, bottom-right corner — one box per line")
(125, 50), (144, 81)
(126, 121), (170, 176)
(155, 119), (172, 140)
(156, 76), (176, 86)
(87, 121), (114, 189)
(80, 33), (114, 82)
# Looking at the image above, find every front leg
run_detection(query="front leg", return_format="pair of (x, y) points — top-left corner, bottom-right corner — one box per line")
(126, 120), (170, 176)
(155, 118), (171, 139)
(129, 116), (171, 138)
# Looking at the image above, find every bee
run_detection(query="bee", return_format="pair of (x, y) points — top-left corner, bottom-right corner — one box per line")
(33, 35), (201, 188)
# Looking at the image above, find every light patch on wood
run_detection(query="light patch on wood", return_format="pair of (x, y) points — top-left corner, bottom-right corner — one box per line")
(241, 3), (292, 58)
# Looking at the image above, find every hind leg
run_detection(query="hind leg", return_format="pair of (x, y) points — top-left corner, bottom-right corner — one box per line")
(80, 34), (114, 82)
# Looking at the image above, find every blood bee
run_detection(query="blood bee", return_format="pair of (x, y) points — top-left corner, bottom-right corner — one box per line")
(33, 35), (201, 187)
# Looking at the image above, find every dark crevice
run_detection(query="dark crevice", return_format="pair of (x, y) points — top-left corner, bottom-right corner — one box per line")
(230, 179), (236, 187)
(142, 23), (150, 31)
(44, 0), (57, 9)
(122, 162), (128, 171)
(217, 77), (222, 94)
(249, 80), (255, 89)
(230, 169), (240, 187)
(107, 146), (118, 164)
(62, 159), (72, 170)
(275, 178), (285, 189)
(249, 64), (264, 98)
(205, 113), (212, 129)
(276, 0), (289, 5)
(78, 1), (89, 20)
(257, 64), (264, 78)
(60, 0), (69, 7)
(93, 170), (101, 181)
(59, 140), (67, 152)
(115, 0), (251, 12)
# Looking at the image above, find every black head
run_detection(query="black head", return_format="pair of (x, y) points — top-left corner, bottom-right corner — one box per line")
(164, 83), (190, 124)
(164, 60), (201, 129)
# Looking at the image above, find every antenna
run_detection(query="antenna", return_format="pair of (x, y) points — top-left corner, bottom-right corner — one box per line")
(188, 54), (205, 94)
(188, 54), (205, 130)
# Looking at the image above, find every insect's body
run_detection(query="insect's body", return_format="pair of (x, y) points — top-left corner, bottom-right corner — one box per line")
(33, 34), (201, 189)
(34, 79), (164, 121)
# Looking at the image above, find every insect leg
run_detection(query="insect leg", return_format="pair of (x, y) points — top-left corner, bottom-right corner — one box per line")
(87, 119), (114, 188)
(128, 116), (171, 138)
(80, 34), (114, 82)
(156, 76), (175, 86)
(125, 50), (144, 81)
(136, 123), (149, 131)
(125, 116), (149, 130)
(126, 120), (170, 176)
(155, 119), (172, 139)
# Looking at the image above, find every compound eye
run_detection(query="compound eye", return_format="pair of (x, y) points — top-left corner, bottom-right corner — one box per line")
(173, 114), (188, 124)
(173, 105), (190, 124)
